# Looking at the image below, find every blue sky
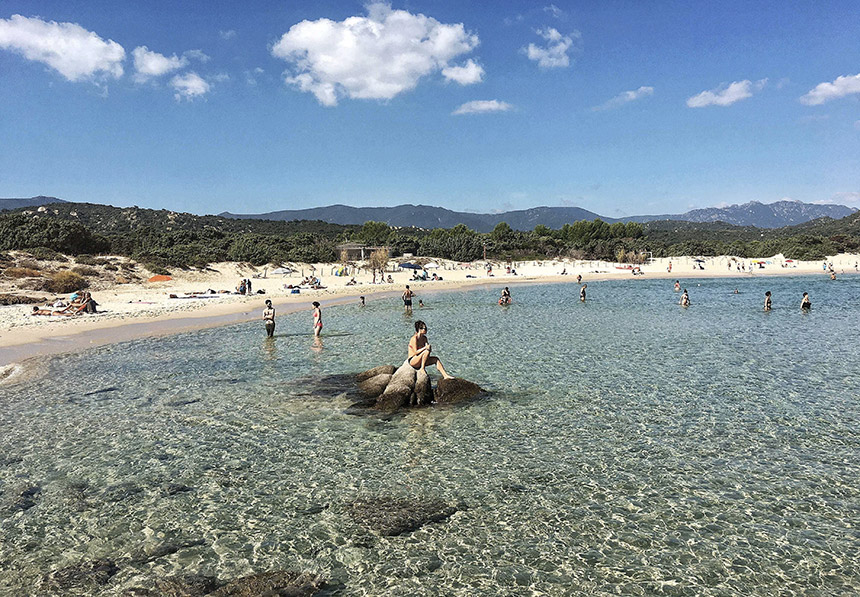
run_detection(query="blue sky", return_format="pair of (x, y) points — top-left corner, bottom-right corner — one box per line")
(1, 1), (858, 217)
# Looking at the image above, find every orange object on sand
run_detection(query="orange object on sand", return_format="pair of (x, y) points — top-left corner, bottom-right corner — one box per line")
(147, 275), (172, 282)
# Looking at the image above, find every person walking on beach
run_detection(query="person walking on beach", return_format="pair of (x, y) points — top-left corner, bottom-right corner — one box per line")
(402, 285), (414, 314)
(246, 278), (252, 295)
(764, 291), (772, 311)
(312, 301), (322, 336)
(679, 289), (690, 307)
(263, 300), (276, 337)
(408, 320), (453, 379)
(580, 284), (587, 302)
(576, 274), (582, 284)
(801, 292), (811, 310)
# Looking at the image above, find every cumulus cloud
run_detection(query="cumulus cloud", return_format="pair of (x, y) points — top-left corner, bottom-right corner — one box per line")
(592, 86), (654, 111)
(271, 2), (480, 106)
(523, 27), (579, 69)
(132, 46), (187, 82)
(686, 79), (766, 107)
(442, 59), (484, 85)
(219, 29), (237, 40)
(183, 49), (210, 63)
(0, 14), (124, 81)
(800, 73), (860, 106)
(452, 99), (513, 115)
(171, 72), (210, 101)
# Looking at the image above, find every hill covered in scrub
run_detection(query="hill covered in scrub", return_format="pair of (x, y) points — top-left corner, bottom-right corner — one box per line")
(2, 202), (859, 271)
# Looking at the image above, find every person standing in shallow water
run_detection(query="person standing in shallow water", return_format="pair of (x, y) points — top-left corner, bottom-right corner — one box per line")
(263, 300), (276, 337)
(764, 291), (772, 311)
(312, 301), (322, 337)
(679, 289), (690, 307)
(580, 284), (587, 302)
(408, 320), (453, 379)
(402, 285), (414, 314)
(801, 292), (811, 310)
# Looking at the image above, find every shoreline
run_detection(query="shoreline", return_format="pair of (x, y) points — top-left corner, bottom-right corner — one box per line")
(1, 256), (854, 370)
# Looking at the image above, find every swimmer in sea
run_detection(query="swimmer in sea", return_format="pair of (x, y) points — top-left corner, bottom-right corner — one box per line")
(312, 301), (322, 337)
(418, 299), (425, 308)
(764, 291), (772, 311)
(830, 271), (836, 280)
(801, 292), (811, 310)
(408, 320), (453, 379)
(359, 296), (365, 307)
(674, 280), (681, 292)
(263, 299), (275, 337)
(679, 289), (690, 307)
(580, 284), (587, 302)
(500, 287), (511, 305)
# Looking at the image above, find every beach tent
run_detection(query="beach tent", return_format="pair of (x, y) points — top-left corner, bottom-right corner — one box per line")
(424, 262), (440, 269)
(147, 274), (172, 282)
(271, 267), (292, 275)
(399, 262), (421, 269)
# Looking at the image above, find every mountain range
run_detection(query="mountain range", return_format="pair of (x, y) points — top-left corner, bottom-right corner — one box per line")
(221, 200), (855, 231)
(2, 196), (854, 231)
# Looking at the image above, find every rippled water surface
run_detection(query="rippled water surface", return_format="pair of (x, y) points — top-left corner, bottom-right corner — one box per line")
(2, 276), (860, 595)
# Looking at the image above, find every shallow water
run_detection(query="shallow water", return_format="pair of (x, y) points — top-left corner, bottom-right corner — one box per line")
(2, 276), (860, 595)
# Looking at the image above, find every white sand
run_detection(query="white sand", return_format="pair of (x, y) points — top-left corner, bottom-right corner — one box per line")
(1, 252), (857, 367)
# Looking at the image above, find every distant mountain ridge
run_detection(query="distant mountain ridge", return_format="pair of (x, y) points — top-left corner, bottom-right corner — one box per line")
(623, 200), (856, 227)
(219, 204), (607, 232)
(0, 196), (65, 211)
(222, 200), (856, 231)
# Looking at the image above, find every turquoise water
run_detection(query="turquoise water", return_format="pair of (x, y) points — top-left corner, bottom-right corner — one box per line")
(2, 276), (860, 595)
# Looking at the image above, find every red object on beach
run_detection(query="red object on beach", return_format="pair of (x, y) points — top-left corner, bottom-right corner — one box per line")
(147, 274), (173, 282)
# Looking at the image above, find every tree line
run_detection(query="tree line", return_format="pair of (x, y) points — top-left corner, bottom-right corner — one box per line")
(2, 202), (858, 271)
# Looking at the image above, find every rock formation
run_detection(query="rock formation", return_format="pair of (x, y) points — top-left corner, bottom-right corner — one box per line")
(354, 361), (483, 412)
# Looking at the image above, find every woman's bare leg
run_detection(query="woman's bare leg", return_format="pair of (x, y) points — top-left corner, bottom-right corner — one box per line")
(427, 356), (453, 379)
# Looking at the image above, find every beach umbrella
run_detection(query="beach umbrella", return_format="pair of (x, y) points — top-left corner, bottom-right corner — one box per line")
(147, 274), (172, 282)
(398, 262), (421, 269)
(693, 258), (706, 263)
(785, 259), (794, 263)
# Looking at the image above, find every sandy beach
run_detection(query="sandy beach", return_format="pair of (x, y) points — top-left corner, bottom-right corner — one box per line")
(1, 252), (857, 369)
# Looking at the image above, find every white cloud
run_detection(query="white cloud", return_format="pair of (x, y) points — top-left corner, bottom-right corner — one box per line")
(544, 5), (564, 19)
(442, 59), (484, 85)
(523, 27), (579, 69)
(183, 49), (210, 63)
(592, 86), (654, 111)
(245, 67), (264, 86)
(171, 72), (210, 101)
(132, 46), (187, 82)
(855, 120), (860, 130)
(271, 2), (480, 106)
(832, 191), (860, 205)
(686, 79), (766, 108)
(800, 73), (860, 106)
(452, 99), (513, 115)
(0, 14), (124, 81)
(219, 29), (237, 40)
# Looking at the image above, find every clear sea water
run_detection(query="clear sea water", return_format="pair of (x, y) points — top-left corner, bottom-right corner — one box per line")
(1, 276), (859, 596)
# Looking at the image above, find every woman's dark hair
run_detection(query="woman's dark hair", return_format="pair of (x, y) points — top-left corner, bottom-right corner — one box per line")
(312, 301), (320, 307)
(414, 320), (426, 332)
(265, 299), (272, 305)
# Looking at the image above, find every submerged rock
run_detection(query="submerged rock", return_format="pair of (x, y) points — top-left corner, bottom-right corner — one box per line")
(5, 484), (41, 512)
(208, 570), (325, 596)
(41, 558), (119, 592)
(154, 574), (221, 596)
(346, 496), (459, 536)
(356, 365), (396, 382)
(434, 377), (483, 404)
(357, 373), (391, 398)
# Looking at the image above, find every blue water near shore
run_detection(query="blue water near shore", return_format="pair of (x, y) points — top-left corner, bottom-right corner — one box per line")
(1, 275), (860, 595)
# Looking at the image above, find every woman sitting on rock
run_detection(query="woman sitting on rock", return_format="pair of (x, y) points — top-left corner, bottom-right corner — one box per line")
(408, 320), (453, 379)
